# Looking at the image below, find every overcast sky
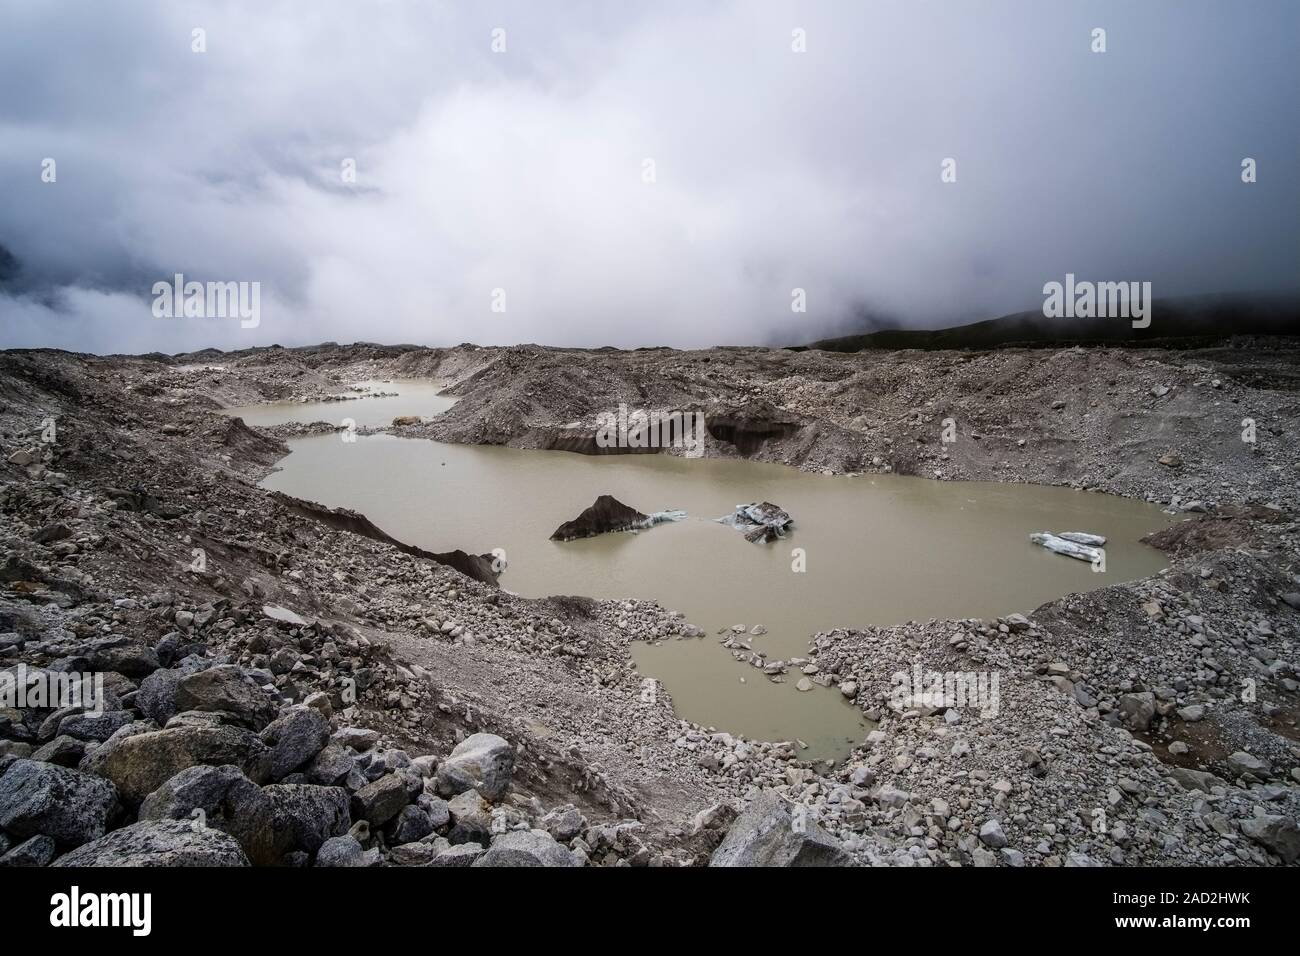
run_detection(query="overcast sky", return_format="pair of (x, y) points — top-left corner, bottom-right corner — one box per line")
(1, 0), (1297, 353)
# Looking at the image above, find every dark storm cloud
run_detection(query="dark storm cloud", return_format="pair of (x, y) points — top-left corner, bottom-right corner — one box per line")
(0, 0), (1297, 353)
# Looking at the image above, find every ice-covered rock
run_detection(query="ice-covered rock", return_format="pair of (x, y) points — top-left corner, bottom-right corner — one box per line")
(716, 502), (793, 543)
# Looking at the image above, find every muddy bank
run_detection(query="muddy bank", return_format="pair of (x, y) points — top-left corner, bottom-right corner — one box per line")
(270, 492), (501, 585)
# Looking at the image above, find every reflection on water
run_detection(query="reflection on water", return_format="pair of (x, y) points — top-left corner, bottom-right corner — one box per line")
(250, 389), (1175, 760)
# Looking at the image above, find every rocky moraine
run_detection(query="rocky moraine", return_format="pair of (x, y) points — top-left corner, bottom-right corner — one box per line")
(0, 340), (1297, 867)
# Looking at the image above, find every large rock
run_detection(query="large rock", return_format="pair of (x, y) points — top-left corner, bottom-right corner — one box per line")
(1240, 815), (1300, 864)
(388, 840), (443, 866)
(0, 834), (57, 866)
(1116, 692), (1156, 732)
(710, 792), (852, 867)
(138, 764), (277, 866)
(258, 706), (330, 781)
(0, 758), (120, 848)
(1169, 767), (1224, 792)
(431, 842), (485, 867)
(539, 804), (587, 842)
(1226, 751), (1270, 777)
(53, 820), (249, 867)
(30, 735), (87, 767)
(421, 795), (451, 829)
(350, 772), (410, 827)
(978, 818), (1008, 849)
(264, 784), (350, 856)
(435, 733), (515, 801)
(86, 640), (161, 678)
(316, 834), (367, 867)
(474, 829), (578, 867)
(446, 789), (492, 845)
(717, 501), (794, 544)
(56, 710), (136, 743)
(134, 656), (211, 724)
(305, 744), (355, 786)
(86, 724), (271, 803)
(173, 664), (280, 730)
(386, 805), (434, 844)
(332, 727), (380, 751)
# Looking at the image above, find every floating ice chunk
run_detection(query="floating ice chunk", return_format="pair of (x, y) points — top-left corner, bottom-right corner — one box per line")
(1030, 532), (1101, 563)
(1056, 531), (1107, 546)
(637, 509), (687, 529)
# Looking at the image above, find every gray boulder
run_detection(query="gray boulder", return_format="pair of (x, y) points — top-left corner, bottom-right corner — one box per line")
(710, 792), (852, 867)
(978, 818), (1008, 849)
(56, 710), (136, 743)
(30, 735), (87, 767)
(53, 820), (248, 867)
(332, 727), (380, 751)
(138, 764), (277, 866)
(305, 744), (355, 786)
(446, 789), (492, 845)
(1117, 692), (1156, 732)
(431, 842), (485, 867)
(86, 641), (160, 678)
(539, 804), (587, 842)
(474, 829), (578, 867)
(264, 784), (350, 855)
(315, 834), (366, 867)
(419, 794), (451, 829)
(84, 723), (271, 803)
(1169, 767), (1224, 792)
(0, 834), (57, 866)
(387, 841), (443, 866)
(350, 772), (410, 827)
(0, 758), (120, 848)
(135, 657), (211, 724)
(1226, 751), (1270, 777)
(435, 733), (515, 801)
(173, 664), (280, 730)
(387, 804), (434, 844)
(259, 706), (330, 781)
(1241, 815), (1299, 863)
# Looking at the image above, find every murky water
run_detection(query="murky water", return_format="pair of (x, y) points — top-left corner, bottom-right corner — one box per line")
(243, 385), (1177, 761)
(224, 380), (456, 429)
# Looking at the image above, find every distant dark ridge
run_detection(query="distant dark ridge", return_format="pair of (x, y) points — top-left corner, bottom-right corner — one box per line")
(793, 292), (1300, 353)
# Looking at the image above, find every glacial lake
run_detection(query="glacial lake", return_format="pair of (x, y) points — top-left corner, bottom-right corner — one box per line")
(226, 383), (1177, 762)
